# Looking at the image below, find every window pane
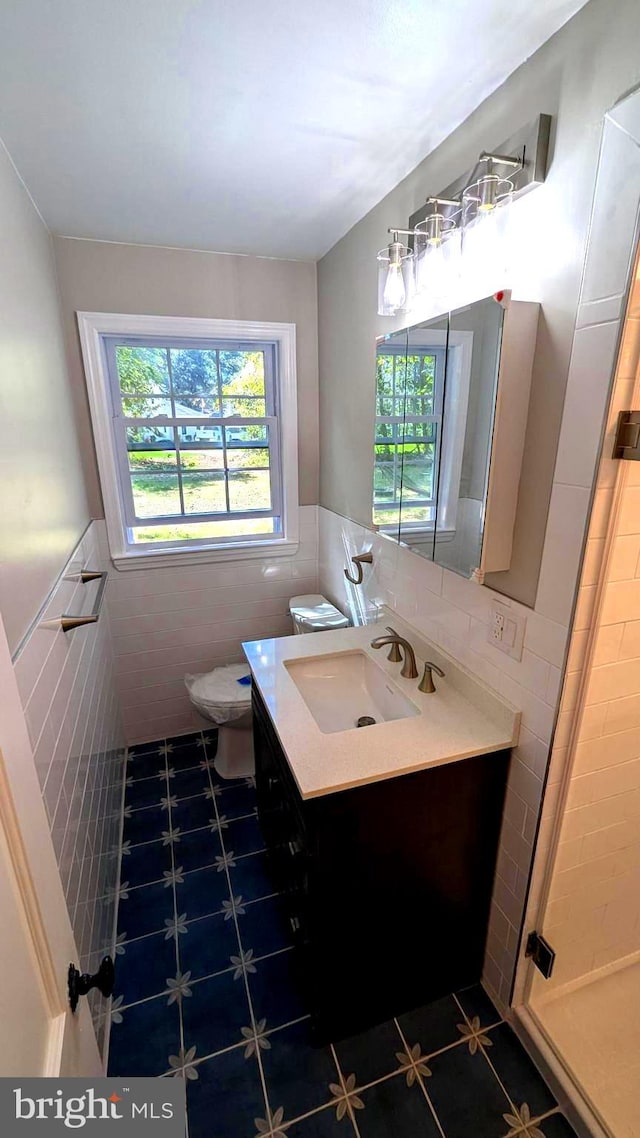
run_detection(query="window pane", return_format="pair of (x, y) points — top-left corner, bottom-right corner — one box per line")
(182, 472), (226, 514)
(226, 448), (270, 470)
(399, 447), (435, 500)
(373, 505), (401, 527)
(222, 396), (266, 417)
(177, 425), (223, 470)
(122, 396), (173, 418)
(116, 346), (169, 394)
(131, 517), (278, 544)
(220, 350), (265, 397)
(170, 349), (219, 408)
(402, 421), (436, 443)
(225, 425), (268, 446)
(179, 448), (224, 471)
(127, 427), (177, 472)
(228, 470), (272, 511)
(177, 424), (223, 446)
(399, 505), (435, 524)
(373, 448), (398, 501)
(173, 395), (221, 417)
(131, 473), (181, 517)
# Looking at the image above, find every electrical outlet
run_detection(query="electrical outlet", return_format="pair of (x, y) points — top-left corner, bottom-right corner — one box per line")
(488, 601), (525, 660)
(491, 610), (505, 643)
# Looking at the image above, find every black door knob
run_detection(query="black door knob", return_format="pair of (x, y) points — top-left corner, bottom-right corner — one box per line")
(68, 956), (115, 1013)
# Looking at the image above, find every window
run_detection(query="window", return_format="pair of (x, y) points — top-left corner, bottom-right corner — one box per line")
(373, 341), (446, 530)
(79, 315), (298, 567)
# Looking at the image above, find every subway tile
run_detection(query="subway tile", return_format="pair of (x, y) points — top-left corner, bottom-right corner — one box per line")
(600, 577), (640, 626)
(536, 484), (591, 626)
(581, 117), (640, 305)
(575, 726), (640, 773)
(554, 321), (620, 489)
(592, 623), (624, 667)
(523, 613), (568, 668)
(603, 692), (640, 734)
(586, 656), (640, 704)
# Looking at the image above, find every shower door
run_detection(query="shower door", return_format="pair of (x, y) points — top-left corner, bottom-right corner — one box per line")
(514, 88), (640, 1138)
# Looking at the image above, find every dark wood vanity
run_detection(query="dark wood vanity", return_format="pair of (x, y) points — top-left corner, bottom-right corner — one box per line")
(252, 685), (510, 1042)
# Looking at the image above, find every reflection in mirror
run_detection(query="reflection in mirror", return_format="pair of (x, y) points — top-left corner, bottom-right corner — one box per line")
(435, 298), (504, 578)
(373, 327), (408, 543)
(372, 297), (509, 580)
(396, 317), (448, 562)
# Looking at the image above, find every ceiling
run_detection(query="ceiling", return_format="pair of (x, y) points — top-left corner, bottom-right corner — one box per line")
(0, 0), (588, 260)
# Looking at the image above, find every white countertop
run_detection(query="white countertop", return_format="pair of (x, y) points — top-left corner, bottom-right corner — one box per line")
(242, 610), (520, 800)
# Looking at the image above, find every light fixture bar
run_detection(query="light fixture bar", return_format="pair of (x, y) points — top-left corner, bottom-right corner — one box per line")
(408, 113), (551, 234)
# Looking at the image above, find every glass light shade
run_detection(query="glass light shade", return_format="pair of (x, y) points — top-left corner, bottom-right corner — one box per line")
(377, 244), (415, 316)
(461, 176), (513, 293)
(414, 223), (461, 304)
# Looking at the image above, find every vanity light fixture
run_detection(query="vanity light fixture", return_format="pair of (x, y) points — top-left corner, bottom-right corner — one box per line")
(376, 114), (551, 315)
(460, 152), (521, 293)
(377, 231), (414, 316)
(414, 197), (461, 300)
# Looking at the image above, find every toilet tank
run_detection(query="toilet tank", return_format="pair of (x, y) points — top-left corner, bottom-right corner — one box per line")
(289, 594), (350, 634)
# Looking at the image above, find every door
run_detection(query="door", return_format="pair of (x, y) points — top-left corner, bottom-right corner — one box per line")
(0, 614), (101, 1076)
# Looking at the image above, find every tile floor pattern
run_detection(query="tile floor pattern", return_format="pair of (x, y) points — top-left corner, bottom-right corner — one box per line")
(108, 731), (578, 1138)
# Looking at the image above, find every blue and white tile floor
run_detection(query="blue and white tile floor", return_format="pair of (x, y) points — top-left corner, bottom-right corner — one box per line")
(108, 730), (578, 1138)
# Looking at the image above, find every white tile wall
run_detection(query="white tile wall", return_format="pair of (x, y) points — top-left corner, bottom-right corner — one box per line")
(108, 506), (318, 745)
(317, 505), (570, 1009)
(12, 521), (125, 1052)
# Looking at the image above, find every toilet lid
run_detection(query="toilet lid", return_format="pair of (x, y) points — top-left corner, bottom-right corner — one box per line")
(189, 663), (253, 709)
(289, 594), (349, 630)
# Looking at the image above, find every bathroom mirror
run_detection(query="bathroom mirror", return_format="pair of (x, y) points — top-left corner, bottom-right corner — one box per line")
(373, 315), (448, 555)
(373, 292), (539, 582)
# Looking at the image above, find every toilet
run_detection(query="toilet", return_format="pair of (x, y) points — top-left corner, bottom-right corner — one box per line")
(185, 595), (349, 780)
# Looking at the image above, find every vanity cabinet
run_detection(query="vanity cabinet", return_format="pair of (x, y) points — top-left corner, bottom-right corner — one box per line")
(252, 685), (510, 1042)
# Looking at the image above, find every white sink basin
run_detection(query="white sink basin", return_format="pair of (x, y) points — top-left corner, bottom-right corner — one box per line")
(284, 650), (419, 734)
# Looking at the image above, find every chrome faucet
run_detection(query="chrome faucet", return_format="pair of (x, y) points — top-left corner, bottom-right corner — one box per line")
(370, 626), (419, 680)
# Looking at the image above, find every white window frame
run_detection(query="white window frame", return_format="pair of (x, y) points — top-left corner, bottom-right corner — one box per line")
(78, 313), (299, 570)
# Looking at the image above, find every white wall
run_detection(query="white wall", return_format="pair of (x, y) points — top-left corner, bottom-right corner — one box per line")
(109, 506), (318, 744)
(52, 236), (319, 515)
(12, 522), (124, 1055)
(317, 0), (640, 609)
(0, 141), (90, 654)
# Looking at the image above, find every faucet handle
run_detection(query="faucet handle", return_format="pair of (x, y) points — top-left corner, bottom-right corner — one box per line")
(418, 661), (445, 694)
(383, 627), (402, 663)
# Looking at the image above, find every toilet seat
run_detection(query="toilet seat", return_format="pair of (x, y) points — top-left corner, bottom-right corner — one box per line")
(186, 663), (252, 725)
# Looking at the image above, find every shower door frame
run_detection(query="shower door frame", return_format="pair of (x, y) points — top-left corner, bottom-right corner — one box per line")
(510, 85), (640, 1138)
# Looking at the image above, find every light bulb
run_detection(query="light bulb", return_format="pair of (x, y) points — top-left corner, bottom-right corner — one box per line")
(383, 263), (406, 311)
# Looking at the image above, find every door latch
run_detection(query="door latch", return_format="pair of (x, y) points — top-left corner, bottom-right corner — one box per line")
(613, 411), (640, 459)
(525, 931), (555, 979)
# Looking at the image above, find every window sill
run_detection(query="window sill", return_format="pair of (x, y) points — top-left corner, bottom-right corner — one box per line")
(111, 537), (300, 571)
